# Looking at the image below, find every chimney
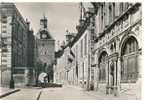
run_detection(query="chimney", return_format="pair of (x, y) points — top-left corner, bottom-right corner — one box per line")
(65, 30), (74, 43)
(79, 18), (85, 26)
(26, 18), (30, 30)
(61, 41), (65, 49)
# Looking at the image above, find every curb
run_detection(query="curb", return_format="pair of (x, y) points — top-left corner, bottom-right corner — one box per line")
(37, 90), (42, 100)
(0, 89), (20, 98)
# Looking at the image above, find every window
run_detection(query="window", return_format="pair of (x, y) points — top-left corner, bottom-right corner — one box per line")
(101, 16), (104, 30)
(2, 15), (7, 19)
(76, 45), (78, 60)
(1, 16), (7, 23)
(81, 39), (83, 57)
(82, 63), (84, 81)
(2, 54), (7, 57)
(119, 3), (123, 15)
(2, 25), (7, 28)
(125, 3), (129, 10)
(2, 30), (7, 33)
(2, 47), (8, 52)
(122, 37), (138, 55)
(121, 36), (138, 83)
(99, 51), (107, 82)
(2, 20), (7, 23)
(1, 64), (7, 67)
(2, 59), (7, 62)
(112, 3), (115, 20)
(84, 34), (87, 56)
(109, 5), (112, 24)
(14, 69), (25, 74)
(101, 4), (104, 30)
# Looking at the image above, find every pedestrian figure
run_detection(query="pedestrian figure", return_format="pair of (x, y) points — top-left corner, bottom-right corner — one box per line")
(38, 72), (48, 88)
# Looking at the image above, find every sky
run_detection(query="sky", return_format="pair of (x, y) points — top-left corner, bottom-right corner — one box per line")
(15, 3), (81, 51)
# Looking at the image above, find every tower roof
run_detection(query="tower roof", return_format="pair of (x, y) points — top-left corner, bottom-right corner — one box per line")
(40, 14), (48, 29)
(36, 15), (54, 40)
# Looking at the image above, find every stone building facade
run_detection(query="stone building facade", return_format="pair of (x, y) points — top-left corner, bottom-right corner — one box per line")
(26, 27), (35, 86)
(35, 16), (55, 83)
(54, 2), (142, 98)
(0, 3), (35, 87)
(92, 3), (142, 97)
(54, 3), (96, 90)
(54, 45), (70, 85)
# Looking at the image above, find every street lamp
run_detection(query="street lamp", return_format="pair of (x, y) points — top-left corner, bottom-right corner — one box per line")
(9, 14), (15, 89)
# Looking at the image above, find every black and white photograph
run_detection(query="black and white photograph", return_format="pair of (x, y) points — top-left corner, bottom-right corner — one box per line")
(0, 1), (143, 100)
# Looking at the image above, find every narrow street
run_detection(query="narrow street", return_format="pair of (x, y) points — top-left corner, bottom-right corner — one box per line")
(39, 86), (98, 100)
(1, 86), (99, 100)
(1, 88), (41, 100)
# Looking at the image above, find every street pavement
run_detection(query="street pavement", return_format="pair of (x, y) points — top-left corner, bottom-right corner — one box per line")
(0, 87), (20, 98)
(1, 85), (139, 100)
(39, 86), (98, 100)
(1, 88), (41, 100)
(1, 86), (99, 100)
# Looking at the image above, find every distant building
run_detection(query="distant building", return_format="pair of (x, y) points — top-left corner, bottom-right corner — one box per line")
(35, 16), (55, 83)
(54, 46), (68, 85)
(0, 3), (35, 87)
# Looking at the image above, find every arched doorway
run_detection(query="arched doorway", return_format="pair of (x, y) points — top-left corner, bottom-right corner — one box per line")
(121, 36), (138, 83)
(98, 51), (108, 83)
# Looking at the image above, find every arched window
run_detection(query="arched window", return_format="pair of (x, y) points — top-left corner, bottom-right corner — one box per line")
(121, 36), (138, 83)
(99, 51), (107, 82)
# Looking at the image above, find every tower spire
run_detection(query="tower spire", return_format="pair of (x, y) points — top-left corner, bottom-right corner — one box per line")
(43, 13), (46, 19)
(40, 13), (47, 28)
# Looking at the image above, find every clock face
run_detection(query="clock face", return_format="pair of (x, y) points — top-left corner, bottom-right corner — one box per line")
(40, 30), (49, 39)
(42, 34), (47, 39)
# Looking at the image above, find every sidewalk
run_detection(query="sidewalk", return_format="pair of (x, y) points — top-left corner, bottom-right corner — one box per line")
(0, 87), (20, 98)
(84, 90), (139, 100)
(66, 85), (139, 100)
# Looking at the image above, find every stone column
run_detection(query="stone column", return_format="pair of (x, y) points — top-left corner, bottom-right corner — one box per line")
(95, 66), (98, 90)
(113, 59), (118, 96)
(114, 57), (121, 96)
(136, 51), (142, 100)
(106, 60), (110, 94)
(137, 51), (142, 79)
(96, 64), (100, 90)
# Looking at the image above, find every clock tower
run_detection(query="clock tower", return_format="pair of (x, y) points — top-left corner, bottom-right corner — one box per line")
(35, 15), (55, 83)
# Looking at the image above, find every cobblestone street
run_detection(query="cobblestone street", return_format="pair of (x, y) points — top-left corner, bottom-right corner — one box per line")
(1, 88), (40, 100)
(1, 85), (139, 100)
(39, 86), (99, 100)
(1, 86), (99, 100)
